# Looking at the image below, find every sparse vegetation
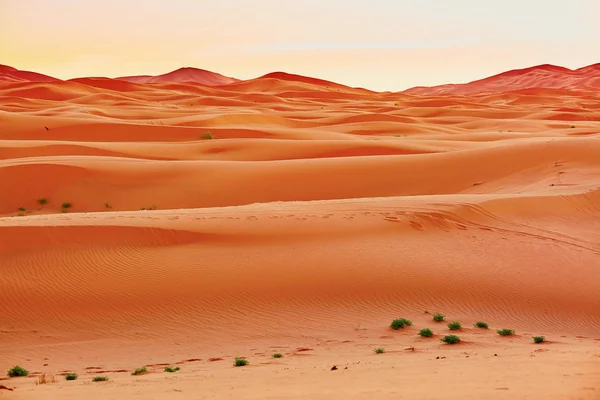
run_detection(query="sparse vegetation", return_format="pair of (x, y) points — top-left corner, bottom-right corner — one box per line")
(433, 313), (445, 322)
(140, 205), (157, 211)
(132, 366), (147, 375)
(234, 357), (248, 367)
(497, 329), (515, 336)
(201, 132), (214, 140)
(164, 366), (180, 373)
(390, 318), (412, 330)
(441, 335), (461, 344)
(374, 347), (385, 354)
(17, 207), (26, 212)
(65, 373), (78, 380)
(17, 211), (25, 217)
(92, 376), (108, 382)
(273, 353), (283, 358)
(419, 328), (434, 337)
(447, 321), (461, 330)
(62, 202), (72, 209)
(533, 336), (545, 343)
(38, 198), (48, 206)
(104, 202), (111, 209)
(7, 365), (29, 377)
(571, 125), (575, 128)
(474, 321), (489, 329)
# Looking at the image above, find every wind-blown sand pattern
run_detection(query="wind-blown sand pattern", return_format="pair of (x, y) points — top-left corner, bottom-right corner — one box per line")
(1, 64), (599, 399)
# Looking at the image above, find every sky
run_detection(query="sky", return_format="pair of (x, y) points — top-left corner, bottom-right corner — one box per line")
(1, 0), (599, 91)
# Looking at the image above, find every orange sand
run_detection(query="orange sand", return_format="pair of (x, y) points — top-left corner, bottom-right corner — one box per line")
(1, 66), (599, 399)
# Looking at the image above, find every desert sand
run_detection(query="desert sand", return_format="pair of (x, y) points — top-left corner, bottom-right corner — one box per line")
(1, 64), (599, 399)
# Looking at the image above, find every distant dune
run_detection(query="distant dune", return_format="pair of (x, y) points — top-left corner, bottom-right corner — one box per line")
(0, 64), (61, 83)
(117, 67), (239, 86)
(1, 62), (599, 400)
(404, 63), (600, 95)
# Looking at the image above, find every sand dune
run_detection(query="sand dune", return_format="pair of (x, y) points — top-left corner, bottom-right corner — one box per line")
(1, 64), (599, 399)
(405, 63), (600, 95)
(117, 67), (240, 86)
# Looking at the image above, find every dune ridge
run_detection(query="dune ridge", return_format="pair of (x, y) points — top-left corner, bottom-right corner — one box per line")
(1, 64), (599, 399)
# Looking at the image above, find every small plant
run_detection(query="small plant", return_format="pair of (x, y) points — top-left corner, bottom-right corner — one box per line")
(474, 321), (489, 329)
(7, 365), (29, 377)
(273, 353), (283, 358)
(234, 357), (248, 367)
(390, 318), (412, 330)
(104, 202), (111, 209)
(18, 207), (26, 212)
(164, 366), (180, 373)
(374, 347), (385, 354)
(92, 376), (108, 382)
(447, 321), (461, 330)
(433, 313), (445, 322)
(17, 211), (25, 217)
(38, 198), (48, 206)
(61, 202), (72, 209)
(419, 328), (433, 337)
(65, 373), (78, 380)
(571, 125), (575, 128)
(36, 373), (55, 385)
(497, 329), (515, 336)
(201, 132), (214, 140)
(533, 336), (545, 343)
(441, 335), (460, 344)
(132, 366), (147, 375)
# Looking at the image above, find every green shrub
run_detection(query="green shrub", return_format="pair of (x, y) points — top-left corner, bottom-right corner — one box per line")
(533, 336), (545, 343)
(441, 335), (460, 344)
(374, 347), (385, 354)
(65, 373), (78, 380)
(132, 366), (147, 375)
(419, 328), (433, 337)
(61, 202), (72, 209)
(17, 207), (26, 212)
(234, 357), (248, 367)
(474, 321), (488, 329)
(92, 376), (108, 382)
(7, 365), (28, 377)
(433, 313), (445, 322)
(201, 132), (214, 140)
(447, 321), (461, 330)
(38, 198), (48, 206)
(272, 353), (283, 358)
(164, 366), (180, 373)
(390, 318), (412, 330)
(497, 329), (515, 336)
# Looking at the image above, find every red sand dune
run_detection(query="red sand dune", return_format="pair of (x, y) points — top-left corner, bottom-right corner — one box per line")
(404, 63), (600, 95)
(117, 67), (239, 86)
(1, 63), (599, 399)
(0, 64), (61, 83)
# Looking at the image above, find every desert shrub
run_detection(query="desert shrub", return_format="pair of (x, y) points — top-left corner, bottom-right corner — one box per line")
(441, 335), (460, 344)
(61, 202), (72, 209)
(132, 366), (147, 375)
(92, 376), (108, 382)
(474, 321), (489, 329)
(533, 336), (545, 343)
(374, 347), (385, 354)
(390, 318), (412, 330)
(273, 353), (283, 358)
(18, 207), (26, 212)
(447, 321), (461, 330)
(164, 366), (180, 373)
(234, 357), (248, 367)
(38, 198), (48, 206)
(497, 329), (515, 336)
(65, 373), (78, 380)
(433, 313), (445, 322)
(201, 132), (214, 140)
(419, 328), (433, 337)
(104, 202), (111, 208)
(7, 365), (28, 377)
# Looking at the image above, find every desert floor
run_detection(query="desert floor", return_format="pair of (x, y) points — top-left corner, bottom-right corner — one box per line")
(1, 76), (599, 399)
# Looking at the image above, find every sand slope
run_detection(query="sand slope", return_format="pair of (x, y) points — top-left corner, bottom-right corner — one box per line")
(1, 65), (599, 399)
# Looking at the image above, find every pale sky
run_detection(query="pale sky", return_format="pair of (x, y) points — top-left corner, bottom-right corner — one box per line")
(1, 0), (599, 91)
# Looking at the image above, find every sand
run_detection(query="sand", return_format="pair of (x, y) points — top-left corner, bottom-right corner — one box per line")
(1, 66), (599, 399)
